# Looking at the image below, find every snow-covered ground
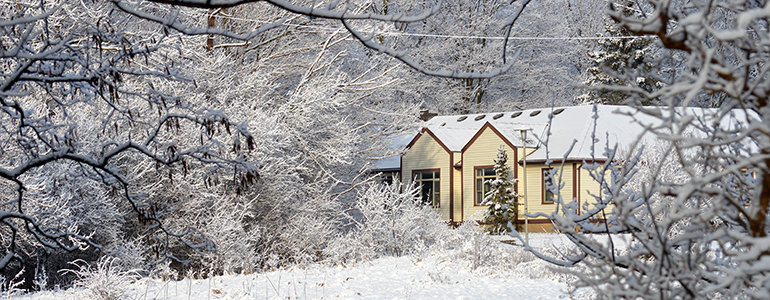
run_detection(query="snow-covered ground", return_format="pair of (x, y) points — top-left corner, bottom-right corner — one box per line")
(14, 233), (613, 300)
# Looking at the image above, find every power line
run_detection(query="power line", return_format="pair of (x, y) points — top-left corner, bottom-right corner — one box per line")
(207, 13), (656, 41)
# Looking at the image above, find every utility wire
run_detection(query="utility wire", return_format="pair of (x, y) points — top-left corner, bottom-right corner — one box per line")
(207, 13), (657, 41)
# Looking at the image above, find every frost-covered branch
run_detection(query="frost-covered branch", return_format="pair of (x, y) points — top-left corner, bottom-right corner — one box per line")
(520, 1), (770, 298)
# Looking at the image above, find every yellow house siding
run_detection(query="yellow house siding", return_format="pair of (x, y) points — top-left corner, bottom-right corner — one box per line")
(579, 164), (607, 212)
(461, 125), (516, 222)
(401, 132), (451, 220)
(522, 164), (574, 216)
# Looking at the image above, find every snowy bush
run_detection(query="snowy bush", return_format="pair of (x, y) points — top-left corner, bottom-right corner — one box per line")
(325, 181), (450, 264)
(64, 257), (140, 300)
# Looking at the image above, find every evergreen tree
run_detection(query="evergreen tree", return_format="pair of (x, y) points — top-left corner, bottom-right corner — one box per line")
(482, 146), (521, 234)
(576, 5), (661, 105)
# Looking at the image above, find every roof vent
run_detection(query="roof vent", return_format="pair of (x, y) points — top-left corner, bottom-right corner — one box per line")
(457, 116), (468, 122)
(530, 110), (541, 117)
(474, 115), (486, 121)
(510, 111), (522, 118)
(440, 122), (446, 126)
(492, 113), (504, 120)
(553, 108), (565, 115)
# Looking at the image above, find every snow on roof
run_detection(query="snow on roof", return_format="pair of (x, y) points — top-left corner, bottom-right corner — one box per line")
(422, 105), (716, 163)
(371, 134), (414, 172)
(422, 105), (650, 162)
(381, 104), (755, 169)
(426, 127), (479, 152)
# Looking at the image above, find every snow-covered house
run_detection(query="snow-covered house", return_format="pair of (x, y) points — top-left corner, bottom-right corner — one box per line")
(372, 104), (753, 231)
(372, 105), (665, 231)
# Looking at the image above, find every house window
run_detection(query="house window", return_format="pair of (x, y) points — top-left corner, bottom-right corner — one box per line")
(475, 167), (496, 205)
(543, 168), (554, 204)
(414, 170), (440, 207)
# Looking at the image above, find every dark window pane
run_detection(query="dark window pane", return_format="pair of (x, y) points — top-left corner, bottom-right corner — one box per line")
(543, 169), (554, 203)
(421, 181), (432, 205)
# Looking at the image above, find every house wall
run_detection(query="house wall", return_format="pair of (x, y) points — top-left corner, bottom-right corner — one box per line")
(516, 162), (577, 232)
(578, 163), (608, 215)
(401, 132), (452, 220)
(461, 126), (516, 222)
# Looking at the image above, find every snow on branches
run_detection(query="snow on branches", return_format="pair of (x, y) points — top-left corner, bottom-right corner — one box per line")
(520, 1), (770, 298)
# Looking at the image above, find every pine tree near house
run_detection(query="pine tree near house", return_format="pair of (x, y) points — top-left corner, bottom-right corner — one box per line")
(482, 146), (521, 234)
(576, 14), (661, 105)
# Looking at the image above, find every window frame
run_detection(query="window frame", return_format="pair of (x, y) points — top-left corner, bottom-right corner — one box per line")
(474, 165), (496, 206)
(542, 168), (555, 204)
(412, 169), (441, 208)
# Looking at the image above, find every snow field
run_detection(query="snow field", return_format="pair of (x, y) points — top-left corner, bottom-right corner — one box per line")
(14, 233), (595, 300)
(47, 255), (566, 300)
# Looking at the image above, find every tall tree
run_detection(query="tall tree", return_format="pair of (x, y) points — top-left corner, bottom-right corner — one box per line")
(577, 2), (662, 105)
(482, 146), (520, 234)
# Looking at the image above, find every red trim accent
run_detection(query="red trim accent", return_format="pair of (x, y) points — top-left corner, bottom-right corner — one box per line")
(461, 122), (517, 153)
(406, 128), (451, 154)
(479, 218), (554, 225)
(449, 152), (454, 223)
(577, 163), (581, 215)
(542, 167), (555, 205)
(517, 218), (554, 224)
(460, 152), (464, 222)
(399, 153), (404, 192)
(513, 146), (518, 193)
(519, 158), (608, 165)
(473, 165), (495, 206)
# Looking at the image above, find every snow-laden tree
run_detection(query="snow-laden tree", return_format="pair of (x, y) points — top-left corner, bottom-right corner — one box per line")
(0, 0), (270, 284)
(517, 1), (770, 299)
(375, 0), (611, 114)
(576, 14), (662, 105)
(4, 0), (556, 287)
(326, 180), (450, 262)
(482, 146), (520, 234)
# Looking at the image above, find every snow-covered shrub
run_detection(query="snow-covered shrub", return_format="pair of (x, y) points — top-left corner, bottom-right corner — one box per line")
(325, 181), (450, 264)
(65, 257), (140, 300)
(0, 269), (26, 298)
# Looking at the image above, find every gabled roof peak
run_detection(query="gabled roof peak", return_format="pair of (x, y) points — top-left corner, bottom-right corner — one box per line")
(421, 105), (656, 160)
